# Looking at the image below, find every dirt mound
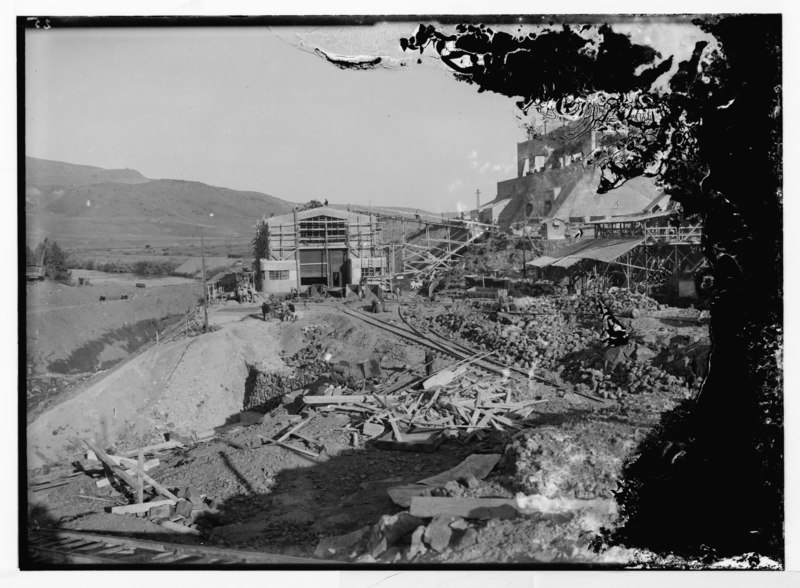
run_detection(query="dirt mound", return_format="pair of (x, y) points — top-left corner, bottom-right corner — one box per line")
(27, 317), (286, 469)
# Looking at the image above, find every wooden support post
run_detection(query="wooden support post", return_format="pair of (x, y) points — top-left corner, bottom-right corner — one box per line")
(83, 440), (141, 492)
(137, 449), (144, 504)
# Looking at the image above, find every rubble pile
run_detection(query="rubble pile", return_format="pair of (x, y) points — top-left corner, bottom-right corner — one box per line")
(423, 306), (597, 372)
(408, 290), (699, 400)
(242, 366), (297, 412)
(504, 422), (644, 500)
(244, 333), (346, 412)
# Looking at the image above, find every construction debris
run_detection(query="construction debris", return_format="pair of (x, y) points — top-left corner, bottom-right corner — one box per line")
(409, 497), (520, 520)
(417, 453), (501, 487)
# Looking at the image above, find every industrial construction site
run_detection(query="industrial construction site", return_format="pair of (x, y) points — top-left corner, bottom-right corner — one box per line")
(27, 131), (736, 568)
(22, 14), (784, 572)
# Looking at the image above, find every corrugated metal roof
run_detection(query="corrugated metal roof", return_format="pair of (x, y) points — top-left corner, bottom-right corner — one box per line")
(552, 256), (583, 268)
(577, 238), (643, 262)
(528, 238), (643, 267)
(530, 256), (558, 268)
(586, 209), (676, 224)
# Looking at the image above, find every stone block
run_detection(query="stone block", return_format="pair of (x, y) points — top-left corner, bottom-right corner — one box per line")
(313, 525), (371, 560)
(423, 515), (456, 553)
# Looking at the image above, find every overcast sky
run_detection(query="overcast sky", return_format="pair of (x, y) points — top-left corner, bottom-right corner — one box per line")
(25, 20), (711, 212)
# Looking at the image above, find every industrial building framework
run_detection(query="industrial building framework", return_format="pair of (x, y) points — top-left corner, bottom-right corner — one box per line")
(597, 221), (706, 290)
(346, 206), (495, 281)
(530, 214), (706, 296)
(254, 207), (387, 294)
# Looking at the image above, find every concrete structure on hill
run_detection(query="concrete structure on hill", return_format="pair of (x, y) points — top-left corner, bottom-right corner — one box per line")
(477, 119), (669, 235)
(253, 207), (386, 294)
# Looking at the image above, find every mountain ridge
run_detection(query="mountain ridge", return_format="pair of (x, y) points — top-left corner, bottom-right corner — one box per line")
(25, 156), (296, 246)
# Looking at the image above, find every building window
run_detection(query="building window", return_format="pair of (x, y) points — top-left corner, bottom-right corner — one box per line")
(298, 215), (348, 244)
(268, 270), (290, 280)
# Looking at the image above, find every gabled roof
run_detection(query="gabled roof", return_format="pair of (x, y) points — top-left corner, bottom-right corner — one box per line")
(266, 206), (374, 225)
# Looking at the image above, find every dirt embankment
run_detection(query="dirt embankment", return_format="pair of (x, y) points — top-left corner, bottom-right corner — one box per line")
(26, 303), (414, 470)
(25, 279), (206, 417)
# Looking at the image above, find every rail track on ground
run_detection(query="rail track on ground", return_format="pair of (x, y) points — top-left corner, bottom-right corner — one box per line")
(25, 528), (323, 566)
(339, 305), (562, 389)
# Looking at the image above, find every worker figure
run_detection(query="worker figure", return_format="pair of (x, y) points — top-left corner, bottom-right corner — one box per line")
(279, 300), (288, 322)
(498, 294), (510, 313)
(262, 300), (271, 321)
(287, 301), (297, 322)
(597, 298), (629, 347)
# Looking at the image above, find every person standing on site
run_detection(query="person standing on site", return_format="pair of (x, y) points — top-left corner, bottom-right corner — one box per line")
(597, 298), (629, 347)
(261, 300), (272, 322)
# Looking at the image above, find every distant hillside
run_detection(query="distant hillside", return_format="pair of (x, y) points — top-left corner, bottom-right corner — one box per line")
(25, 157), (296, 246)
(26, 156), (149, 187)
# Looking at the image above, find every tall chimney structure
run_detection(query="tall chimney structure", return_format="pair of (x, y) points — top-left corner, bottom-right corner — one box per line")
(475, 188), (481, 211)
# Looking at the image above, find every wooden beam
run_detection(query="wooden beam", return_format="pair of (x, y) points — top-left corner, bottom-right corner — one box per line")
(84, 440), (142, 493)
(409, 497), (520, 519)
(121, 440), (184, 457)
(136, 449), (144, 504)
(110, 499), (176, 515)
(302, 395), (368, 405)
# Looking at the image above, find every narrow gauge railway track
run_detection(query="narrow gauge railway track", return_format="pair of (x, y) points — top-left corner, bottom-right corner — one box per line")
(340, 306), (561, 389)
(26, 529), (323, 566)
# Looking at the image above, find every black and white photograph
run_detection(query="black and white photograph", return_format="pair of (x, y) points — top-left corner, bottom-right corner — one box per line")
(14, 3), (792, 576)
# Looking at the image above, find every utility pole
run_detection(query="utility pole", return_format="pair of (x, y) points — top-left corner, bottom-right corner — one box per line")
(522, 224), (527, 279)
(200, 225), (208, 332)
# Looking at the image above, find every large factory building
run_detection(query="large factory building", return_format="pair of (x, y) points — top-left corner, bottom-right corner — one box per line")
(254, 206), (387, 294)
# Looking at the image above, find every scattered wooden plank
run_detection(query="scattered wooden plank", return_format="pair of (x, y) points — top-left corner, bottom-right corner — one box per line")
(84, 440), (144, 495)
(475, 410), (496, 430)
(118, 460), (179, 502)
(418, 454), (501, 487)
(29, 469), (83, 486)
(121, 440), (184, 458)
(96, 459), (160, 488)
(302, 395), (368, 405)
(136, 449), (144, 504)
(466, 408), (482, 434)
(422, 365), (467, 390)
(271, 440), (319, 459)
(389, 419), (404, 442)
(387, 484), (433, 508)
(277, 415), (315, 443)
(409, 497), (520, 520)
(491, 414), (516, 427)
(110, 499), (176, 515)
(31, 480), (70, 493)
(372, 429), (444, 453)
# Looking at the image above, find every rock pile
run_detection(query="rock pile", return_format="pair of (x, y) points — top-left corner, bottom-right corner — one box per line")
(315, 511), (482, 563)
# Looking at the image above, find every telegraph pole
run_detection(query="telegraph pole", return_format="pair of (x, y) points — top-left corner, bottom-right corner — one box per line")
(200, 225), (209, 332)
(522, 224), (527, 279)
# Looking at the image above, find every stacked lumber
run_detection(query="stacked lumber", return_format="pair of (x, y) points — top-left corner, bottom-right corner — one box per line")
(300, 368), (546, 450)
(82, 439), (210, 535)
